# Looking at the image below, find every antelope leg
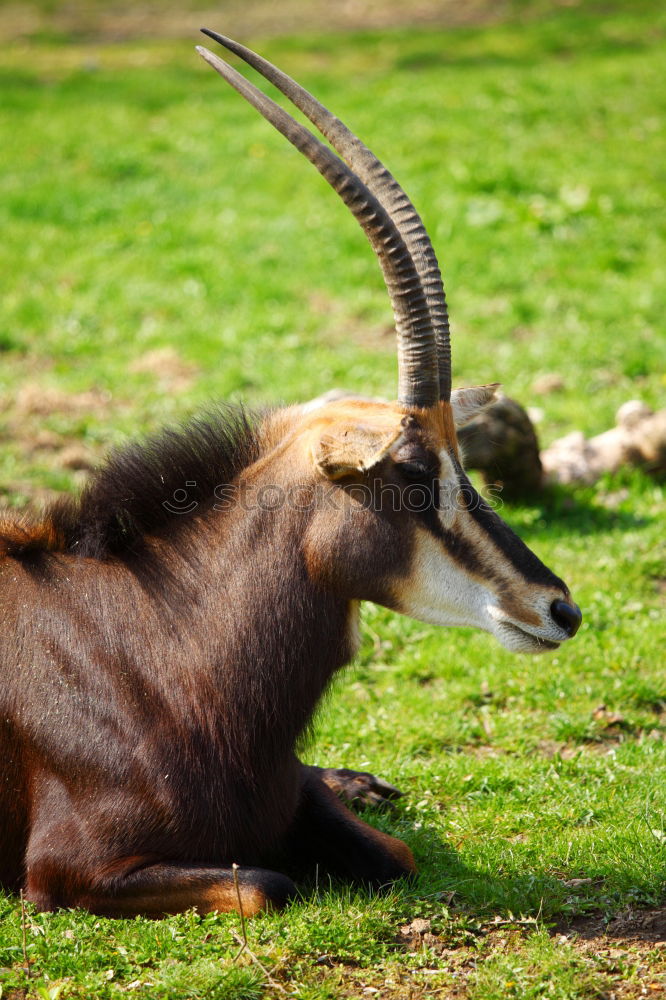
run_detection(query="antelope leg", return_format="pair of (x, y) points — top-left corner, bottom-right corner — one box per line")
(25, 861), (296, 918)
(287, 768), (415, 886)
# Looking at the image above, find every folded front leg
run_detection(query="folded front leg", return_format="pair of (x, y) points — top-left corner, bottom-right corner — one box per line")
(286, 768), (415, 887)
(26, 860), (296, 918)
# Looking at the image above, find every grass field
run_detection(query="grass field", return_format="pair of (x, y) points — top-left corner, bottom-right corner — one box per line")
(1, 0), (665, 997)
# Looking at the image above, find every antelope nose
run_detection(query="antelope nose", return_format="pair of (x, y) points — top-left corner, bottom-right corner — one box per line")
(550, 599), (582, 637)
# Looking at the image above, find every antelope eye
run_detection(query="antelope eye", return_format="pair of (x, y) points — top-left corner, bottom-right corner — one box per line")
(398, 460), (431, 481)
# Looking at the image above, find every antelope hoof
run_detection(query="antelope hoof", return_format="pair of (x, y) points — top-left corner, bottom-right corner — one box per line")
(318, 767), (404, 810)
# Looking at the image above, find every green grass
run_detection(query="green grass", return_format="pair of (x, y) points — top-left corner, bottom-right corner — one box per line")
(1, 1), (665, 997)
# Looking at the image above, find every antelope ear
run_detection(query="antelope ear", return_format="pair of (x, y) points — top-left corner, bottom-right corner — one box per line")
(312, 424), (402, 480)
(450, 383), (501, 427)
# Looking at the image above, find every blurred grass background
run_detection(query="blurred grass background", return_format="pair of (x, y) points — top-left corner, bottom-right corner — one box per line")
(1, 0), (664, 494)
(0, 2), (665, 997)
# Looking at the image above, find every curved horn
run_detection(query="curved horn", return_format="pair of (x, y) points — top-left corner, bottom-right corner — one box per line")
(197, 40), (439, 409)
(200, 28), (451, 402)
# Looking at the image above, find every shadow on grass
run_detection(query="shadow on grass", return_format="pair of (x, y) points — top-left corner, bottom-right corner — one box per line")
(288, 811), (666, 943)
(501, 486), (653, 542)
(286, 816), (568, 919)
(403, 827), (571, 919)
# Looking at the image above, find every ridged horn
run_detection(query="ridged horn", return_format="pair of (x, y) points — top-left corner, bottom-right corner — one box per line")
(197, 38), (440, 409)
(200, 28), (452, 402)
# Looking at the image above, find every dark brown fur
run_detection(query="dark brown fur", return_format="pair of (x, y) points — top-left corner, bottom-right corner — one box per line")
(0, 406), (415, 915)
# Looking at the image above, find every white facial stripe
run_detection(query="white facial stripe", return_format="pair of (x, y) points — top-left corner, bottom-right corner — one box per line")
(394, 528), (497, 631)
(396, 528), (572, 654)
(434, 450), (457, 529)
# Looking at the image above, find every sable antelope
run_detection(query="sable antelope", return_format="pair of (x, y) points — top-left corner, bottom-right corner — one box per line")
(0, 32), (582, 918)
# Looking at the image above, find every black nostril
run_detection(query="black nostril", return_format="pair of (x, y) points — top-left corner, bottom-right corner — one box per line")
(550, 599), (582, 637)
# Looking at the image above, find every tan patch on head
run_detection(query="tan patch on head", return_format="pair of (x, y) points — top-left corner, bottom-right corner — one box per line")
(296, 398), (459, 475)
(296, 400), (407, 478)
(302, 398), (407, 437)
(256, 399), (459, 480)
(399, 401), (459, 458)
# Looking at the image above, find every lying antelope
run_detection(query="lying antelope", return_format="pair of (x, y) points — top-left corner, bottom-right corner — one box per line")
(0, 32), (581, 917)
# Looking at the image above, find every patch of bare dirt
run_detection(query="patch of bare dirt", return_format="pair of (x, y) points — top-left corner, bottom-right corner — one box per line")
(532, 372), (566, 395)
(55, 444), (98, 471)
(300, 950), (471, 1000)
(0, 382), (113, 505)
(12, 429), (98, 470)
(552, 909), (666, 999)
(293, 913), (666, 998)
(129, 347), (198, 393)
(558, 908), (666, 945)
(536, 739), (589, 759)
(7, 384), (112, 419)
